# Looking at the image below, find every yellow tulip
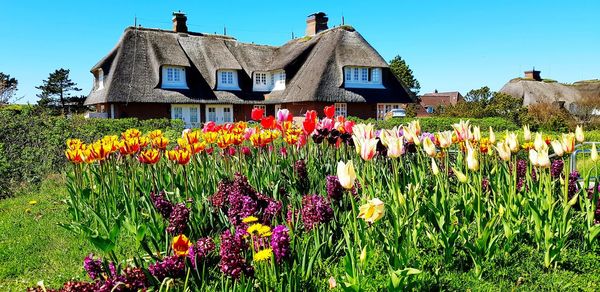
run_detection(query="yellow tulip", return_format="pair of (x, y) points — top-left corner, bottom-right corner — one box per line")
(591, 143), (598, 162)
(357, 198), (385, 224)
(561, 133), (575, 154)
(466, 142), (479, 171)
(534, 132), (545, 151)
(437, 131), (453, 148)
(576, 125), (585, 143)
(337, 160), (357, 189)
(452, 168), (468, 183)
(387, 137), (405, 158)
(422, 137), (437, 157)
(496, 141), (511, 161)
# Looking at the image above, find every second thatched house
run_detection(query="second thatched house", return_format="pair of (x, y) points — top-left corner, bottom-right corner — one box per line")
(84, 12), (415, 126)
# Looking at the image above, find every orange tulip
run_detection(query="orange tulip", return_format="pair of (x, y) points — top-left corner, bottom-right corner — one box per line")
(148, 129), (163, 140)
(172, 234), (192, 257)
(65, 148), (85, 163)
(122, 128), (142, 139)
(138, 148), (160, 164)
(90, 141), (113, 161)
(152, 136), (170, 150)
(118, 138), (141, 156)
(166, 149), (191, 165)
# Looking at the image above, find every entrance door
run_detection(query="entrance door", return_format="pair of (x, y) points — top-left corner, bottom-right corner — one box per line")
(171, 104), (201, 128)
(205, 105), (234, 124)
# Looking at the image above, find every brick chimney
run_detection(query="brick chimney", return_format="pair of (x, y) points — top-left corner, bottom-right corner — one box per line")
(524, 68), (541, 81)
(172, 12), (188, 33)
(306, 12), (328, 36)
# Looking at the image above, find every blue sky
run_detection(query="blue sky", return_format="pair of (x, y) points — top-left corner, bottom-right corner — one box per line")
(1, 1), (598, 103)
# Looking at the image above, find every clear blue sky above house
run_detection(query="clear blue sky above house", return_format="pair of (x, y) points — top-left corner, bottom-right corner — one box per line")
(1, 0), (598, 103)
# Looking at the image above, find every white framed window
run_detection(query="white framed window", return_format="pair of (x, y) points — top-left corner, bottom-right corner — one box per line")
(253, 70), (286, 92)
(376, 103), (404, 120)
(217, 70), (240, 90)
(334, 103), (347, 117)
(96, 69), (104, 90)
(162, 66), (188, 89)
(344, 67), (384, 89)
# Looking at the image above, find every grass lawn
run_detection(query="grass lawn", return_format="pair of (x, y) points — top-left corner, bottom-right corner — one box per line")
(0, 175), (95, 291)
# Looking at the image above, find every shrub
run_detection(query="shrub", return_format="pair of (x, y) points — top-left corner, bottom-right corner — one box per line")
(0, 110), (183, 188)
(525, 102), (575, 132)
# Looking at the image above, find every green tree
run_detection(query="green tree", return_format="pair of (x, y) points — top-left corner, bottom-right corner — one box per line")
(36, 68), (81, 115)
(0, 72), (18, 105)
(389, 55), (421, 95)
(487, 91), (526, 125)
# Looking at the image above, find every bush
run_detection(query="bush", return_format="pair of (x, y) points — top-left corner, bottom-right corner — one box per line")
(524, 102), (575, 132)
(347, 116), (519, 132)
(0, 109), (183, 188)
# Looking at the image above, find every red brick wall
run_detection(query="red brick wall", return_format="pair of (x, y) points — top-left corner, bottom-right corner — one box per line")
(112, 103), (170, 119)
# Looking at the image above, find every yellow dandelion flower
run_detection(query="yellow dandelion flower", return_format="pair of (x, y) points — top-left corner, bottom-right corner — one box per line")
(253, 248), (273, 262)
(242, 216), (259, 223)
(28, 200), (37, 205)
(258, 225), (272, 237)
(247, 223), (264, 235)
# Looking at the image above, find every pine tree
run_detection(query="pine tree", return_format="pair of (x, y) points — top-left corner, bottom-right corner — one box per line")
(36, 68), (81, 115)
(389, 55), (421, 95)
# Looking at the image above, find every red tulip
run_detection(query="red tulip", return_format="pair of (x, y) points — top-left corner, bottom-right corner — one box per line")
(305, 110), (317, 122)
(261, 115), (276, 129)
(324, 105), (335, 119)
(251, 107), (264, 121)
(303, 119), (316, 135)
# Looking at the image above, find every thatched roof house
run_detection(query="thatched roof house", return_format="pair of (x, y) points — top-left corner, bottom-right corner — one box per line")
(500, 70), (600, 113)
(84, 12), (415, 125)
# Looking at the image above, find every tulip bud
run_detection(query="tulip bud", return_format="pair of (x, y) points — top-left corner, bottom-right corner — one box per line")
(473, 126), (481, 141)
(359, 246), (367, 265)
(422, 137), (436, 157)
(551, 140), (564, 157)
(523, 125), (531, 141)
(496, 141), (511, 161)
(452, 168), (468, 183)
(466, 142), (479, 171)
(489, 127), (496, 144)
(431, 158), (440, 176)
(576, 125), (585, 143)
(591, 143), (598, 162)
(337, 160), (357, 189)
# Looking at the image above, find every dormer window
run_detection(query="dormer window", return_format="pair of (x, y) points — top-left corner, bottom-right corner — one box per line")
(344, 67), (384, 89)
(217, 70), (240, 90)
(253, 70), (285, 92)
(162, 66), (188, 89)
(95, 69), (104, 90)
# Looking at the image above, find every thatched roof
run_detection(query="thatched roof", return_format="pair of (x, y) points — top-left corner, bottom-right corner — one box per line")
(85, 26), (414, 106)
(500, 79), (583, 109)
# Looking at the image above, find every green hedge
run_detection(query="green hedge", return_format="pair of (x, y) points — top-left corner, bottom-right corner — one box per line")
(0, 107), (183, 194)
(347, 116), (519, 132)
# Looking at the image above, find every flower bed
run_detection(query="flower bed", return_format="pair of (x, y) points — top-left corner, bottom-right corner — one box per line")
(34, 106), (600, 291)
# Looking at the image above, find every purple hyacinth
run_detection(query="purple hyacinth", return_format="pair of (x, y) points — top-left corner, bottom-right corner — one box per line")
(188, 237), (216, 268)
(263, 199), (283, 224)
(210, 179), (232, 208)
(550, 159), (564, 179)
(294, 159), (310, 194)
(149, 255), (186, 281)
(568, 171), (580, 199)
(271, 225), (290, 263)
(219, 229), (254, 279)
(167, 203), (190, 235)
(482, 177), (490, 193)
(300, 195), (333, 230)
(516, 159), (527, 178)
(118, 267), (148, 291)
(326, 175), (344, 201)
(83, 253), (104, 280)
(150, 191), (174, 220)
